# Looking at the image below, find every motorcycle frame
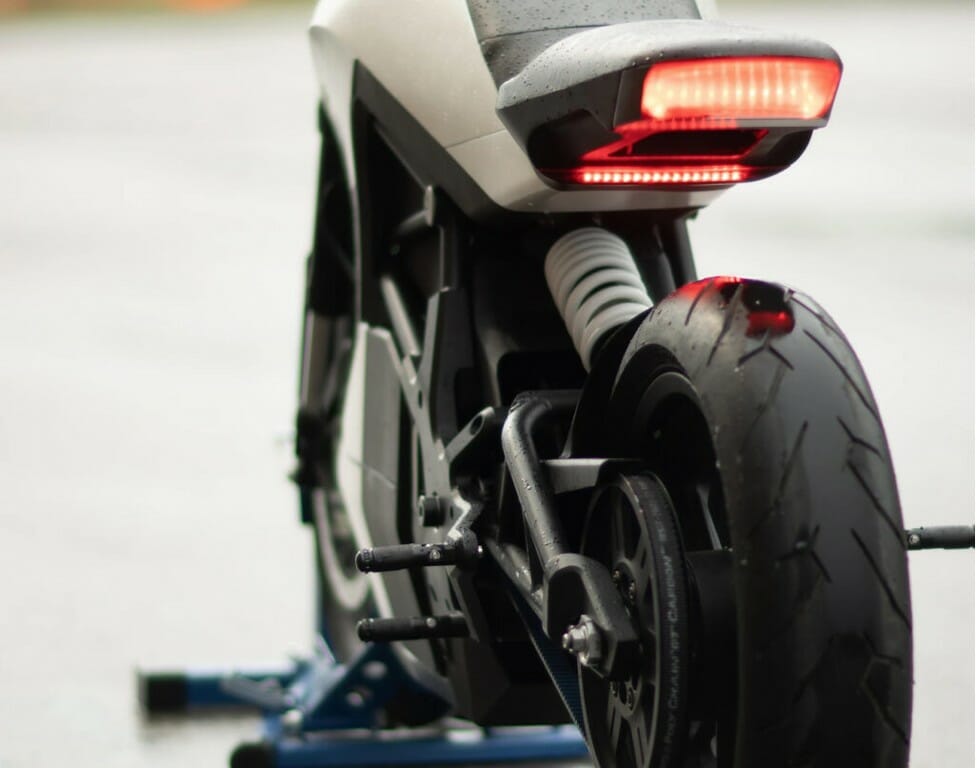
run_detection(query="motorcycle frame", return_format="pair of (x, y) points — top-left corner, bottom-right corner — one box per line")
(300, 54), (714, 724)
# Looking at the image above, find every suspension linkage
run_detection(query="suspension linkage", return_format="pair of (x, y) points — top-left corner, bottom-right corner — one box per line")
(497, 390), (639, 681)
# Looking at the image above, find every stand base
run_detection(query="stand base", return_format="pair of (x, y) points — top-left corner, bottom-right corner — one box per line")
(139, 640), (588, 767)
(233, 725), (588, 768)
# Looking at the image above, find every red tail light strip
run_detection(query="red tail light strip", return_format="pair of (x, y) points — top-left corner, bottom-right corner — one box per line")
(554, 164), (771, 186)
(537, 56), (841, 189)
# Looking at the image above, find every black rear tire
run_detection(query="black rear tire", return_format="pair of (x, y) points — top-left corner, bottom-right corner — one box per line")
(603, 277), (912, 767)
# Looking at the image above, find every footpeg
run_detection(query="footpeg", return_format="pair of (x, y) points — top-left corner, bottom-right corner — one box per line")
(354, 540), (481, 573)
(356, 613), (469, 642)
(905, 525), (975, 550)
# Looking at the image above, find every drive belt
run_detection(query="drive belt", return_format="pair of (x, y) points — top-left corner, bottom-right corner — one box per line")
(506, 581), (586, 733)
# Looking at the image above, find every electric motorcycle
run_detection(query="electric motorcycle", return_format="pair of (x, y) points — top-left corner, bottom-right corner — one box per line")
(292, 2), (921, 765)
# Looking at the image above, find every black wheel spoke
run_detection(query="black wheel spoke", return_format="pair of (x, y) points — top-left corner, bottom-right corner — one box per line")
(634, 697), (658, 766)
(607, 701), (626, 750)
(631, 715), (651, 768)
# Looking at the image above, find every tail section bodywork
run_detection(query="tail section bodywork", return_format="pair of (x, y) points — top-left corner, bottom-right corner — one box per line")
(310, 0), (839, 215)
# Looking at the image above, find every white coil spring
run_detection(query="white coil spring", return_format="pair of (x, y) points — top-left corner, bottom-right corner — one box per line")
(544, 227), (653, 371)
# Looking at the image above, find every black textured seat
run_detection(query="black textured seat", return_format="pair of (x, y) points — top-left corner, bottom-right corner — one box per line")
(466, 0), (702, 85)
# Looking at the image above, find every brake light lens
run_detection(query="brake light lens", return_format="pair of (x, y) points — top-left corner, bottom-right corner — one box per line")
(641, 57), (841, 123)
(536, 55), (841, 189)
(575, 165), (755, 184)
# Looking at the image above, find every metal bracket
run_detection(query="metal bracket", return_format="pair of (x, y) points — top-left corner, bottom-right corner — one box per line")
(542, 457), (642, 494)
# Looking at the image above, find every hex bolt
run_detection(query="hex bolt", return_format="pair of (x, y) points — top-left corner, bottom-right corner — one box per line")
(907, 533), (922, 547)
(560, 615), (603, 666)
(611, 569), (622, 584)
(627, 582), (637, 604)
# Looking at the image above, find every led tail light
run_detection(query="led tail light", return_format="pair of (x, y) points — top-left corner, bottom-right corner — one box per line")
(536, 56), (842, 189)
(575, 166), (755, 185)
(641, 57), (841, 123)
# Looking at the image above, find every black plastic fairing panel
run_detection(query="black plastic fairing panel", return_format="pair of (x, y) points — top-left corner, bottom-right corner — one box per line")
(467, 0), (701, 86)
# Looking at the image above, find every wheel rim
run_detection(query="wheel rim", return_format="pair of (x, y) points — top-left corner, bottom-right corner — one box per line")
(628, 368), (735, 767)
(583, 367), (736, 767)
(579, 473), (690, 768)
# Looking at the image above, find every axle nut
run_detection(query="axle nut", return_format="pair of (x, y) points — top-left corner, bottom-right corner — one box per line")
(561, 615), (603, 666)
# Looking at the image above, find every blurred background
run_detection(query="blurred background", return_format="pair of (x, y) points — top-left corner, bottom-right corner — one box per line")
(0, 1), (971, 767)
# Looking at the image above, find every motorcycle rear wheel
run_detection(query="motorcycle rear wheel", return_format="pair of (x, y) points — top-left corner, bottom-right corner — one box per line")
(594, 277), (912, 767)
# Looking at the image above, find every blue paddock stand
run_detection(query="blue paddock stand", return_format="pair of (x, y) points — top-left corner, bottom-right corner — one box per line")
(138, 638), (589, 767)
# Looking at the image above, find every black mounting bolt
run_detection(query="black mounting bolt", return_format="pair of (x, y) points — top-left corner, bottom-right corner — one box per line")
(417, 494), (447, 527)
(611, 569), (622, 584)
(627, 582), (637, 604)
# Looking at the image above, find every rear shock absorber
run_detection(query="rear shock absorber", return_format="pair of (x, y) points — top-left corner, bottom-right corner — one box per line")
(544, 227), (653, 370)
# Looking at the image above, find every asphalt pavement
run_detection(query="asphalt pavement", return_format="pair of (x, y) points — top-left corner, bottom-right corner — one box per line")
(0, 3), (972, 767)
